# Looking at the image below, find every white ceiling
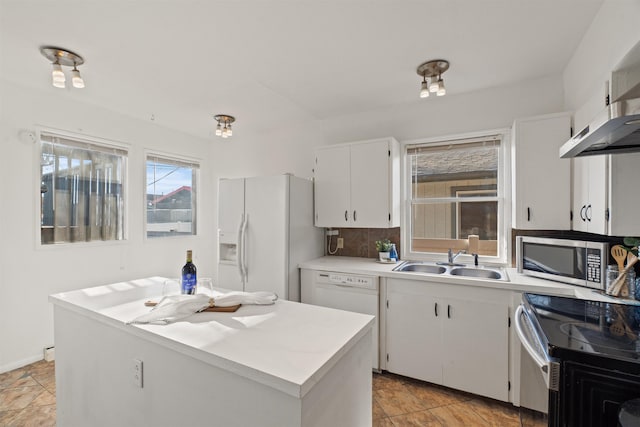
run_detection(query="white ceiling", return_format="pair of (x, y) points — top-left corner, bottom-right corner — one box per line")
(1, 0), (604, 140)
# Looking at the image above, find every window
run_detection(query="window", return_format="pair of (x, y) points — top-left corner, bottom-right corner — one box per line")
(146, 154), (198, 238)
(404, 134), (507, 261)
(40, 132), (127, 244)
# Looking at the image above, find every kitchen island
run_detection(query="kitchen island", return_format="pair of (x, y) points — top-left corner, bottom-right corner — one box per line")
(49, 277), (374, 427)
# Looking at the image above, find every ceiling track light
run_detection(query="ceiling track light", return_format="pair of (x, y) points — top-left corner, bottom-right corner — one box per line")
(416, 59), (449, 99)
(40, 46), (85, 89)
(214, 114), (236, 139)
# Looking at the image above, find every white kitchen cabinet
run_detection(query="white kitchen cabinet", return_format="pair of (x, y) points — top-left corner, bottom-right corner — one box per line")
(314, 137), (400, 228)
(511, 112), (572, 229)
(385, 278), (510, 402)
(572, 153), (639, 236)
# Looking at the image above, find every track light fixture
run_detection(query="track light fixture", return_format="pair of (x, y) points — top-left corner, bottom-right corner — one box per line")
(40, 46), (85, 89)
(416, 59), (449, 98)
(214, 115), (236, 138)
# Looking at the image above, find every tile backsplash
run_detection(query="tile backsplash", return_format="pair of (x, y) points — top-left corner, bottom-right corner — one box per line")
(326, 227), (401, 259)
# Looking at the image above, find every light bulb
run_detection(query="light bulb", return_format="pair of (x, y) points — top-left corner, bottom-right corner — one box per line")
(52, 63), (65, 88)
(215, 123), (222, 136)
(436, 78), (446, 96)
(226, 124), (232, 136)
(222, 128), (228, 138)
(71, 68), (84, 88)
(420, 80), (430, 98)
(429, 78), (439, 93)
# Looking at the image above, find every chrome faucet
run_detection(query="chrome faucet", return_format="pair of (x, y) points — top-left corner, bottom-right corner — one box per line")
(448, 248), (466, 264)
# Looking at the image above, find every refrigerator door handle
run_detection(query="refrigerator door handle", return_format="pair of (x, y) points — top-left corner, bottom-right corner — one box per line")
(237, 214), (245, 279)
(241, 213), (249, 282)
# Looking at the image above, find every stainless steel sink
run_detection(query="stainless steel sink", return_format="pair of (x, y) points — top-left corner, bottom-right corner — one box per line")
(393, 261), (507, 281)
(395, 263), (446, 274)
(449, 267), (504, 280)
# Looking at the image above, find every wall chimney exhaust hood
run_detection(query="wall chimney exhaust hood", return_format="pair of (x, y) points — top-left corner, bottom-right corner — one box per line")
(560, 43), (640, 158)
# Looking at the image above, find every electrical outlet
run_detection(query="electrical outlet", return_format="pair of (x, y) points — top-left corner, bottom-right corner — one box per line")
(326, 229), (339, 236)
(337, 238), (344, 249)
(133, 359), (143, 388)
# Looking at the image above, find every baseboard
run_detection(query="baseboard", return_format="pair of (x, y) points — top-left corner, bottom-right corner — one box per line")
(0, 354), (44, 374)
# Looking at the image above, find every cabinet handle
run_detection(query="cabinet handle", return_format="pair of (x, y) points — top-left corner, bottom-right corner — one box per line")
(447, 304), (451, 319)
(527, 207), (531, 222)
(580, 205), (586, 221)
(585, 204), (592, 222)
(434, 302), (438, 317)
(353, 210), (357, 221)
(344, 210), (348, 222)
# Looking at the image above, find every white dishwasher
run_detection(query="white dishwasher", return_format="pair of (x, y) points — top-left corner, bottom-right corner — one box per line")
(301, 270), (379, 371)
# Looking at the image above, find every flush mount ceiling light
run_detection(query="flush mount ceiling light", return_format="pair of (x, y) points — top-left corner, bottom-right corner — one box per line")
(416, 59), (449, 98)
(214, 114), (235, 138)
(39, 46), (85, 89)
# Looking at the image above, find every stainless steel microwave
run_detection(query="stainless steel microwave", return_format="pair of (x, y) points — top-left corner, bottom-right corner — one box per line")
(516, 236), (608, 289)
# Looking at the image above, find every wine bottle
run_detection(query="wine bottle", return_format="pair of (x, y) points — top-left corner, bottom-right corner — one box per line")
(181, 250), (197, 294)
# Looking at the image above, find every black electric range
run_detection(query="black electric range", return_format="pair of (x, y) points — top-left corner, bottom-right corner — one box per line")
(523, 293), (640, 427)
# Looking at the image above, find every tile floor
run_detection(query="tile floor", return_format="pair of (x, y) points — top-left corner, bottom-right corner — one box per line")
(0, 361), (546, 426)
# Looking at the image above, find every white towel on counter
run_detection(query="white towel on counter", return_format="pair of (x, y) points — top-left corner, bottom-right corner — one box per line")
(128, 291), (278, 325)
(211, 290), (278, 307)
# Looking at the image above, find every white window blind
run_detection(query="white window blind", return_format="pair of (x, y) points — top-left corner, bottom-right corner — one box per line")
(40, 132), (127, 244)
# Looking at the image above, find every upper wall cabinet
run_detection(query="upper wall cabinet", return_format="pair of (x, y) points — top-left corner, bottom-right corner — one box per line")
(314, 137), (400, 228)
(573, 152), (640, 236)
(511, 112), (572, 230)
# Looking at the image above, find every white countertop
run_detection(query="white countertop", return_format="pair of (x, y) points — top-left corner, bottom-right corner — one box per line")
(49, 277), (375, 398)
(299, 256), (638, 304)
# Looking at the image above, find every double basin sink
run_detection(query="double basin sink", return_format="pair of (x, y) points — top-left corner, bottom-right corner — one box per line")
(392, 261), (508, 281)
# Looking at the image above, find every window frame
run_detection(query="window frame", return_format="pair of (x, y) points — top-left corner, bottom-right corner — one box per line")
(144, 150), (200, 240)
(401, 129), (511, 265)
(35, 127), (130, 248)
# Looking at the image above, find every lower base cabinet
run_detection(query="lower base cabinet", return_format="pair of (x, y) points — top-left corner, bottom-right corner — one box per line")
(385, 278), (510, 401)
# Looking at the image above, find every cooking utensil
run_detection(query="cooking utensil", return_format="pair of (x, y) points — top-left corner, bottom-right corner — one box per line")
(612, 306), (636, 340)
(611, 245), (627, 271)
(609, 255), (639, 296)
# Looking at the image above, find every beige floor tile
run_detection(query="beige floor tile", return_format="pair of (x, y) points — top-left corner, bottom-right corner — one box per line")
(373, 417), (397, 427)
(373, 397), (388, 419)
(32, 372), (55, 392)
(0, 370), (33, 390)
(30, 389), (56, 407)
(0, 385), (46, 411)
(466, 398), (521, 426)
(4, 403), (56, 427)
(388, 410), (443, 426)
(429, 401), (491, 427)
(373, 373), (408, 391)
(375, 386), (426, 417)
(403, 381), (469, 409)
(520, 408), (548, 427)
(0, 409), (21, 425)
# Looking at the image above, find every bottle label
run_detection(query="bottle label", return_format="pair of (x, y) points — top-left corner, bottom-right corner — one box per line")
(182, 274), (197, 295)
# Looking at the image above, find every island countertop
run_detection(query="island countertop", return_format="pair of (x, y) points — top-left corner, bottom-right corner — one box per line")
(49, 276), (375, 399)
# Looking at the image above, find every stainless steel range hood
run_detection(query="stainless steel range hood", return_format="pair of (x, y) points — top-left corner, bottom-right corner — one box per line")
(560, 43), (640, 158)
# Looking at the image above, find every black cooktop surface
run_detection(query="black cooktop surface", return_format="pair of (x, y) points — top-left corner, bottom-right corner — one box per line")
(524, 293), (640, 364)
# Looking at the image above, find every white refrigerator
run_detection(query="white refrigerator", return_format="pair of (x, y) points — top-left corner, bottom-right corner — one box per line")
(217, 174), (324, 301)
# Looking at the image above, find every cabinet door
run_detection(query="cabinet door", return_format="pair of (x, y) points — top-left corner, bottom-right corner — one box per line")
(350, 140), (391, 228)
(385, 281), (443, 384)
(572, 157), (590, 232)
(442, 297), (509, 401)
(512, 113), (571, 230)
(314, 145), (351, 227)
(585, 155), (608, 234)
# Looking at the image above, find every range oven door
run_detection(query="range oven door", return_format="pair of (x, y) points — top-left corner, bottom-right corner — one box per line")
(515, 304), (560, 391)
(516, 304), (563, 425)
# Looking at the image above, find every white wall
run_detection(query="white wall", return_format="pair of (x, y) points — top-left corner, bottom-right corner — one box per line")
(0, 67), (566, 372)
(563, 0), (640, 129)
(0, 81), (217, 371)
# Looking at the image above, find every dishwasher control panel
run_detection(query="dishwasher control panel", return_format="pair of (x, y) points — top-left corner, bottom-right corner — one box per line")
(316, 272), (378, 290)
